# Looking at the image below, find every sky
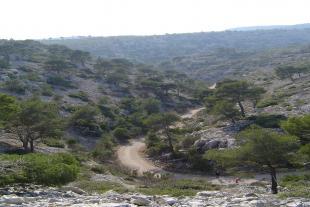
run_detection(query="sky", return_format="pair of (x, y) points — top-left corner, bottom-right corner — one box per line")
(1, 0), (310, 40)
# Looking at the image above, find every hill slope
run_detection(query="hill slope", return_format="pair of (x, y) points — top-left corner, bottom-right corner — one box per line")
(41, 29), (310, 63)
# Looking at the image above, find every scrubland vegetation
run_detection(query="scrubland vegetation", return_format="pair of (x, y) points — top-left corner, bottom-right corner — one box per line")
(0, 32), (309, 199)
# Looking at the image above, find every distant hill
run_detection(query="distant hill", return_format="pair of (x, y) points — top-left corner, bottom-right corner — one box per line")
(41, 28), (310, 63)
(158, 44), (310, 82)
(229, 23), (310, 31)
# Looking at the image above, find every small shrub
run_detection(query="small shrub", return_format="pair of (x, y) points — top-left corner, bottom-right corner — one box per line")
(69, 105), (103, 137)
(24, 153), (79, 185)
(3, 79), (26, 94)
(187, 148), (212, 171)
(92, 135), (116, 161)
(286, 106), (293, 111)
(91, 165), (106, 174)
(66, 138), (78, 146)
(138, 179), (219, 197)
(47, 76), (74, 88)
(0, 59), (10, 68)
(146, 132), (169, 156)
(113, 127), (130, 140)
(41, 84), (54, 96)
(43, 138), (65, 148)
(279, 174), (310, 198)
(253, 114), (287, 128)
(0, 153), (79, 186)
(256, 99), (278, 108)
(68, 91), (89, 101)
(75, 180), (128, 193)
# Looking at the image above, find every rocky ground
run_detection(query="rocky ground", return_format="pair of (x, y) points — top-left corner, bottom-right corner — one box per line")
(0, 185), (309, 207)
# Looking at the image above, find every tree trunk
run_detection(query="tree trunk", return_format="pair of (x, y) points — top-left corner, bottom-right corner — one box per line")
(22, 140), (29, 151)
(237, 101), (246, 117)
(30, 140), (34, 153)
(270, 166), (278, 194)
(231, 118), (236, 124)
(165, 127), (174, 154)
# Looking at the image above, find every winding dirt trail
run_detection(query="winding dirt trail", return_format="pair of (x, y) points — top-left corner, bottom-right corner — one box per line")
(181, 107), (205, 119)
(117, 107), (203, 176)
(117, 139), (160, 175)
(116, 108), (307, 184)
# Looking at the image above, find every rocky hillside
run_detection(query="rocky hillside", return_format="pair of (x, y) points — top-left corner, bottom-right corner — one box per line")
(0, 39), (202, 150)
(159, 45), (310, 82)
(0, 37), (309, 206)
(41, 29), (310, 64)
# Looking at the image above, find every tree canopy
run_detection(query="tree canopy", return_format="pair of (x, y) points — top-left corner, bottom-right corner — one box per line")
(281, 115), (310, 145)
(206, 80), (265, 118)
(0, 93), (19, 126)
(7, 98), (63, 152)
(206, 127), (299, 194)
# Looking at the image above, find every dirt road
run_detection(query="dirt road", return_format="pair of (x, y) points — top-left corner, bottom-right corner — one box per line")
(117, 107), (203, 175)
(117, 139), (160, 175)
(116, 108), (306, 183)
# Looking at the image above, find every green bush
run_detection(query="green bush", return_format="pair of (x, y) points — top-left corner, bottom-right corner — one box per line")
(281, 115), (310, 144)
(75, 180), (128, 194)
(66, 138), (78, 146)
(41, 84), (54, 96)
(69, 105), (103, 137)
(256, 99), (278, 108)
(139, 179), (219, 197)
(253, 114), (287, 128)
(68, 91), (89, 101)
(187, 148), (212, 171)
(0, 153), (79, 186)
(279, 174), (310, 198)
(43, 138), (65, 148)
(92, 135), (116, 161)
(113, 127), (130, 140)
(47, 76), (74, 88)
(145, 132), (169, 156)
(0, 59), (10, 68)
(3, 79), (26, 94)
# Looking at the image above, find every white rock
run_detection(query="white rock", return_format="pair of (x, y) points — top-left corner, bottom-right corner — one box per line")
(49, 198), (61, 203)
(61, 186), (87, 195)
(230, 197), (248, 203)
(249, 200), (267, 207)
(130, 196), (151, 206)
(100, 203), (133, 207)
(23, 197), (37, 203)
(0, 195), (24, 204)
(187, 200), (205, 207)
(286, 202), (309, 207)
(196, 191), (219, 197)
(162, 197), (177, 206)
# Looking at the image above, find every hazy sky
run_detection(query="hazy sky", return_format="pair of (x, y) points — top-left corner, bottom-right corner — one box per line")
(1, 0), (310, 39)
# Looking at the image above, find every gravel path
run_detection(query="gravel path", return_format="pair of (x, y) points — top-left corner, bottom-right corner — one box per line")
(117, 108), (204, 176)
(117, 139), (160, 175)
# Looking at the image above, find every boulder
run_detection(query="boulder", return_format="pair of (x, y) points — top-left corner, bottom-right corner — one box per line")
(131, 196), (151, 206)
(197, 191), (219, 197)
(158, 197), (177, 206)
(249, 200), (268, 207)
(193, 138), (229, 152)
(101, 203), (132, 207)
(60, 186), (87, 195)
(244, 193), (258, 197)
(0, 195), (25, 205)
